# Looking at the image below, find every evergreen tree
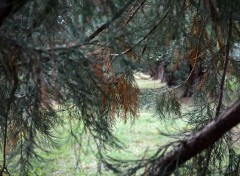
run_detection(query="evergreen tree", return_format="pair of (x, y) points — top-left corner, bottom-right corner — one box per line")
(0, 0), (240, 175)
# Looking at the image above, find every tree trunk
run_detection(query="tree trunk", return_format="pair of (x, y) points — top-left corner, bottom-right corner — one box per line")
(152, 60), (166, 82)
(145, 99), (240, 176)
(182, 63), (203, 97)
(182, 64), (194, 97)
(154, 63), (166, 83)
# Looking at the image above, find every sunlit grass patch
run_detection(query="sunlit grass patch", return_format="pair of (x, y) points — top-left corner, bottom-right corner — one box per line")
(135, 79), (166, 89)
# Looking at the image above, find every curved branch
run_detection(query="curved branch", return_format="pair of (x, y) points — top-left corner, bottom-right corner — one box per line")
(33, 0), (136, 52)
(145, 98), (240, 176)
(85, 0), (136, 42)
(215, 10), (233, 116)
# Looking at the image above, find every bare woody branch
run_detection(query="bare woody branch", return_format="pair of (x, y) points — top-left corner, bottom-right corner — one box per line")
(145, 98), (240, 176)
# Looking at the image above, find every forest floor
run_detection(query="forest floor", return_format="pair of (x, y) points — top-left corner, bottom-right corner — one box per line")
(27, 74), (189, 176)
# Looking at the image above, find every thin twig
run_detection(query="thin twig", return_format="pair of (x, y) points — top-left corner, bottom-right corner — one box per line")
(33, 0), (136, 52)
(110, 8), (170, 57)
(158, 16), (208, 94)
(1, 78), (18, 175)
(215, 11), (233, 117)
(124, 0), (146, 25)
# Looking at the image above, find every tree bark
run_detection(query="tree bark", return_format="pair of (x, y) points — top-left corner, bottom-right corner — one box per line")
(182, 63), (204, 97)
(153, 60), (166, 82)
(215, 10), (232, 117)
(145, 99), (240, 176)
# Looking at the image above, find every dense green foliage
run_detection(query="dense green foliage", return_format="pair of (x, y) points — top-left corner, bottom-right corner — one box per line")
(1, 0), (240, 175)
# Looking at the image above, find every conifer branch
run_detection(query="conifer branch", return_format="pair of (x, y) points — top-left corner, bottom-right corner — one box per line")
(0, 0), (28, 26)
(145, 98), (240, 176)
(215, 10), (233, 117)
(85, 0), (136, 43)
(110, 8), (170, 57)
(0, 0), (14, 26)
(32, 0), (136, 52)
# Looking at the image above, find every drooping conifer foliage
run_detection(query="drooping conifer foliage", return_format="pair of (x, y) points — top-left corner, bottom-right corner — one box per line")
(0, 1), (140, 174)
(102, 1), (240, 175)
(0, 0), (240, 175)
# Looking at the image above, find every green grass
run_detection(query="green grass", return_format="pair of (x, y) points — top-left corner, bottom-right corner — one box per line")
(14, 77), (186, 175)
(135, 79), (166, 89)
(28, 76), (240, 175)
(30, 110), (186, 176)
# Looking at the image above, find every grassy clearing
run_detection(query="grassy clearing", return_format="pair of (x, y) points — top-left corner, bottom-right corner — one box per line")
(135, 78), (166, 89)
(31, 111), (186, 176)
(134, 72), (166, 89)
